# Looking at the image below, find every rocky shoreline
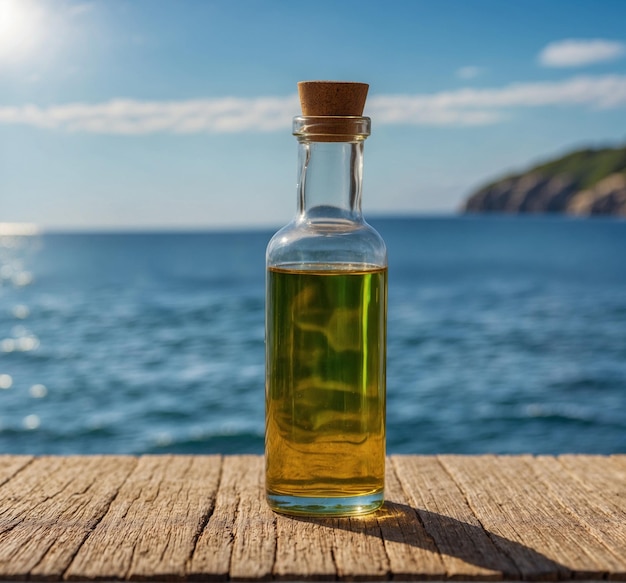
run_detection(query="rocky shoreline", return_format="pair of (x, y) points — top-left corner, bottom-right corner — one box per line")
(463, 145), (626, 217)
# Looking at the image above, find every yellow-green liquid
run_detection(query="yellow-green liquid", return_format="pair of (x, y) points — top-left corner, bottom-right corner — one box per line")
(265, 264), (387, 516)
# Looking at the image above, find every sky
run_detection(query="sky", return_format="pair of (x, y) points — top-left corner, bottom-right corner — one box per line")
(1, 0), (626, 230)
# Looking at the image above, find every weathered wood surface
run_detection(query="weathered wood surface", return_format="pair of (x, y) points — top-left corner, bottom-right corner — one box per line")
(0, 454), (624, 581)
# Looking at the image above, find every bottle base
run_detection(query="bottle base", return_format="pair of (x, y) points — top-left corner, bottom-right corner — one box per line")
(267, 491), (384, 517)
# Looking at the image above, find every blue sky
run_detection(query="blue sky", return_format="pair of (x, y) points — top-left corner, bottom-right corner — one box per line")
(1, 0), (626, 229)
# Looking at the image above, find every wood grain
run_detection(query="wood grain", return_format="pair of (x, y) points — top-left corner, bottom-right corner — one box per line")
(329, 512), (390, 580)
(273, 513), (335, 581)
(375, 460), (446, 580)
(66, 455), (221, 581)
(439, 454), (624, 580)
(0, 455), (623, 581)
(393, 455), (518, 580)
(0, 455), (32, 487)
(189, 455), (276, 581)
(0, 456), (136, 580)
(227, 456), (276, 581)
(560, 454), (626, 513)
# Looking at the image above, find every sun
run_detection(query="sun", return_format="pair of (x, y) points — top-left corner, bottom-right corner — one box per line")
(0, 0), (45, 63)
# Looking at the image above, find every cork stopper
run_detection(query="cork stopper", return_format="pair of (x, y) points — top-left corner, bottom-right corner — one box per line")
(298, 81), (369, 116)
(295, 81), (370, 142)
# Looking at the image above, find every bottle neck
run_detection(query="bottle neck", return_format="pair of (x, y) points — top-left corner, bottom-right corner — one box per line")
(296, 140), (365, 223)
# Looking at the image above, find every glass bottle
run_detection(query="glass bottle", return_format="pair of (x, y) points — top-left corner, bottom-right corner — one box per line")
(265, 82), (387, 517)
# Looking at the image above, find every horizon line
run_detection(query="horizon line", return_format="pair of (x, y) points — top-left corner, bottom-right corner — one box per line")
(1, 213), (461, 236)
(3, 212), (620, 236)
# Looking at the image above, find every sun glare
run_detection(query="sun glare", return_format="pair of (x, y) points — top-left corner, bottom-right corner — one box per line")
(0, 223), (40, 236)
(0, 0), (45, 63)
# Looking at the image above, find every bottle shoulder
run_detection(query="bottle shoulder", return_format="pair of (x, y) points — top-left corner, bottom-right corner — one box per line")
(266, 217), (387, 268)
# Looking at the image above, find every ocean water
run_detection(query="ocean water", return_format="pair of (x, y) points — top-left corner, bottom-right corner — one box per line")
(0, 216), (625, 455)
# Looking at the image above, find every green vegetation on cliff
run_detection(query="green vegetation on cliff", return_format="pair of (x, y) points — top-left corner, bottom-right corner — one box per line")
(532, 146), (626, 190)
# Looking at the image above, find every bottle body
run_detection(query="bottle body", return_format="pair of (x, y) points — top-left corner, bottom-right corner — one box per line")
(265, 117), (387, 516)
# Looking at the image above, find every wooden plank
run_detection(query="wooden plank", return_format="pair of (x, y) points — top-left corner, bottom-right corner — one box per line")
(273, 515), (335, 580)
(190, 455), (276, 582)
(328, 512), (390, 581)
(392, 455), (518, 580)
(66, 455), (221, 581)
(440, 455), (623, 580)
(560, 455), (626, 513)
(610, 454), (626, 468)
(529, 456), (626, 579)
(375, 460), (446, 580)
(187, 455), (237, 581)
(0, 456), (136, 580)
(0, 455), (33, 487)
(0, 456), (64, 537)
(229, 456), (276, 581)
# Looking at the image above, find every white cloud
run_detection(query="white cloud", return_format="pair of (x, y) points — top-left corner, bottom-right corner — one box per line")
(1, 75), (625, 134)
(0, 95), (300, 134)
(539, 39), (626, 68)
(456, 66), (483, 80)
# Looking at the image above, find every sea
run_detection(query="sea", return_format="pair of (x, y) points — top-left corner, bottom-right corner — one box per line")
(0, 216), (625, 455)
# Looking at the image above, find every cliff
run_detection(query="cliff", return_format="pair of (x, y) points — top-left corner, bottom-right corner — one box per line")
(462, 145), (626, 216)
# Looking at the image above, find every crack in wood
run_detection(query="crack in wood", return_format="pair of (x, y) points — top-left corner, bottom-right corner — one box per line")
(0, 456), (35, 490)
(59, 458), (138, 581)
(434, 454), (523, 581)
(186, 455), (224, 575)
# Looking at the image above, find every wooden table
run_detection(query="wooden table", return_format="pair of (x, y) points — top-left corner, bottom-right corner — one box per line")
(0, 454), (624, 581)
